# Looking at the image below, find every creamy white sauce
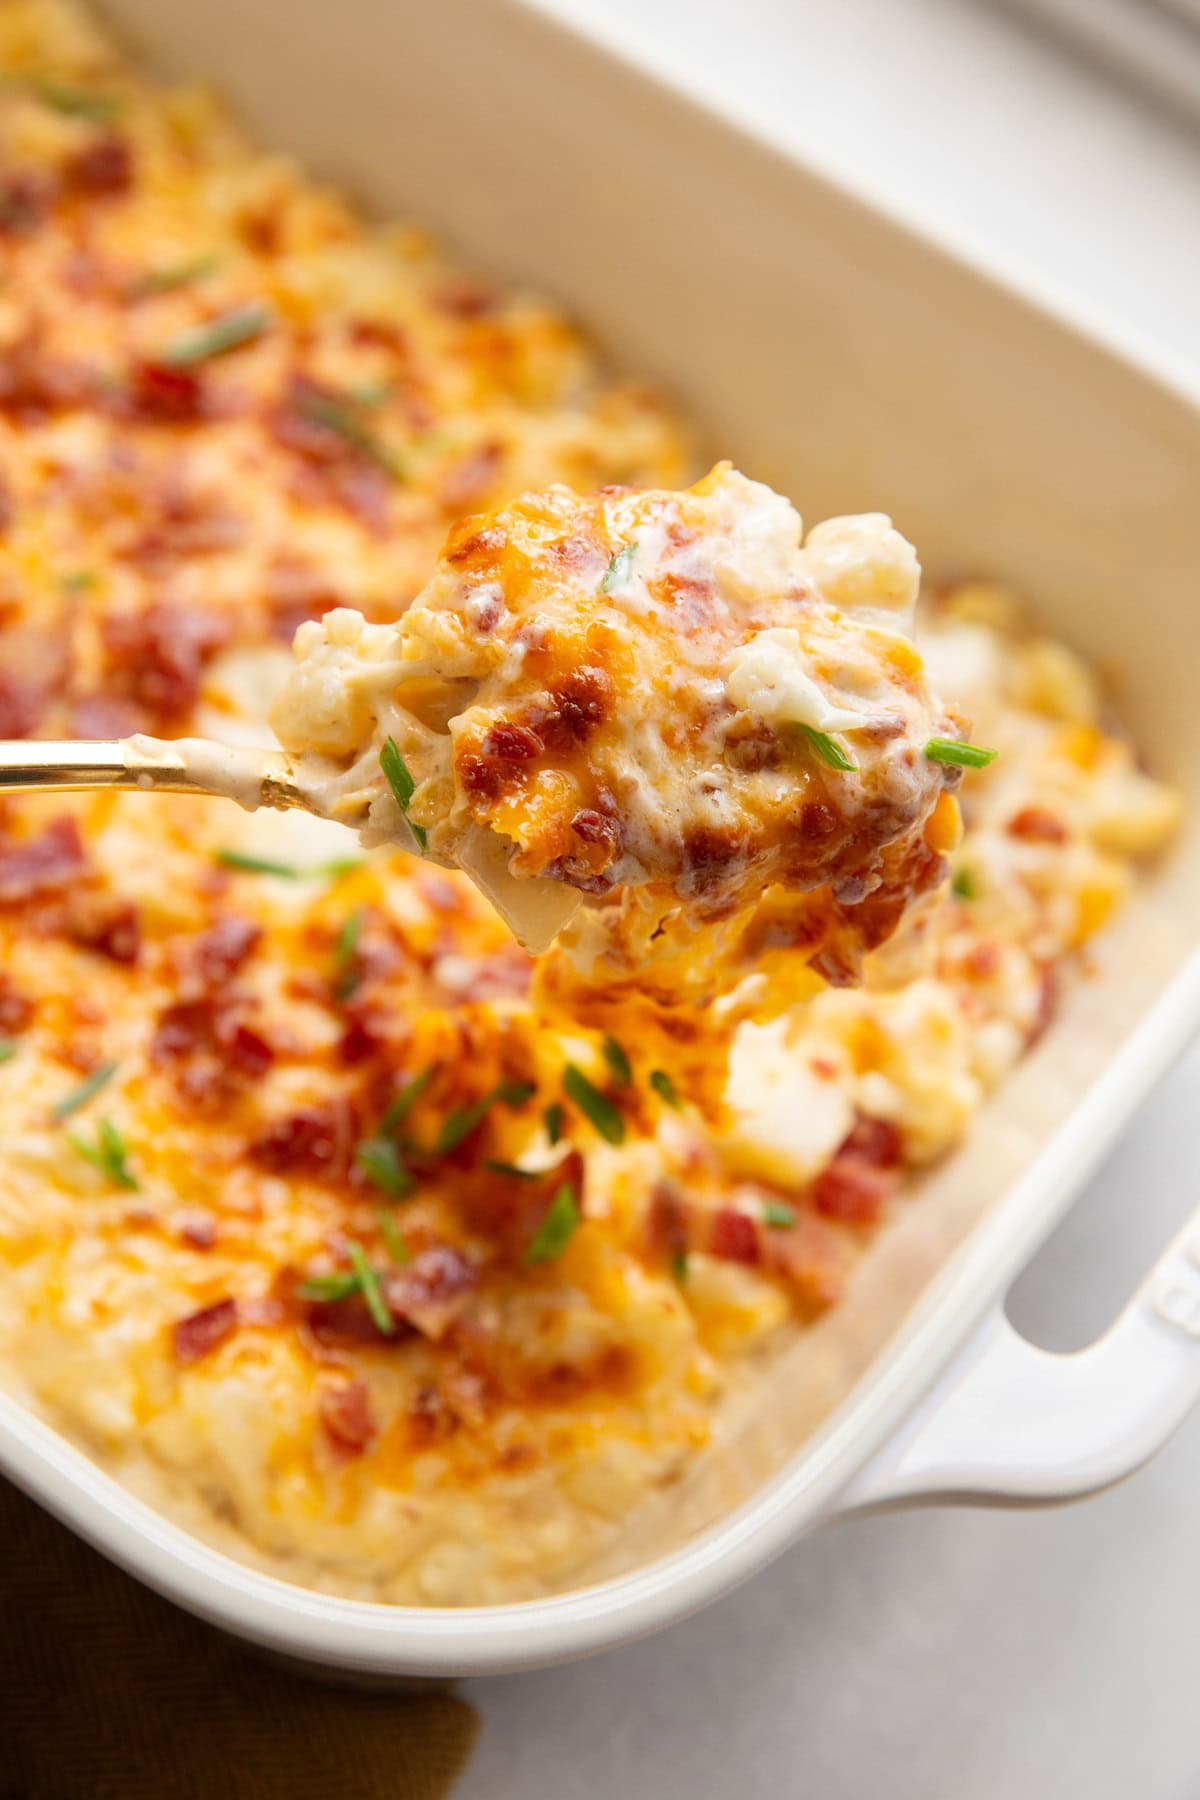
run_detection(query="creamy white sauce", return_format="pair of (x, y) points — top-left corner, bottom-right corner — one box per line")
(725, 628), (865, 734)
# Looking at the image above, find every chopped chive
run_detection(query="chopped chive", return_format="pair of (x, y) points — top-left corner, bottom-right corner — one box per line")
(347, 1240), (394, 1334)
(62, 569), (97, 592)
(563, 1064), (625, 1146)
(795, 724), (857, 773)
(600, 543), (637, 593)
(216, 848), (363, 881)
(297, 1271), (360, 1303)
(375, 1207), (411, 1265)
(355, 1135), (414, 1198)
(924, 737), (998, 769)
(379, 1067), (435, 1135)
(671, 1250), (689, 1283)
(484, 1159), (541, 1180)
(951, 866), (978, 900)
(602, 1035), (632, 1088)
(131, 254), (222, 298)
(68, 1117), (138, 1190)
(52, 1060), (118, 1122)
(544, 1102), (564, 1146)
(495, 1079), (536, 1108)
(436, 1078), (533, 1155)
(334, 906), (365, 1001)
(350, 379), (392, 408)
(294, 389), (399, 476)
(763, 1201), (796, 1229)
(159, 301), (271, 367)
(525, 1183), (580, 1265)
(216, 849), (303, 879)
(380, 736), (428, 853)
(316, 856), (366, 878)
(649, 1069), (680, 1108)
(32, 78), (119, 122)
(0, 1041), (17, 1064)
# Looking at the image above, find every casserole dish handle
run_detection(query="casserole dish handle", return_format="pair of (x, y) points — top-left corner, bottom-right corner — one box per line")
(836, 1198), (1200, 1511)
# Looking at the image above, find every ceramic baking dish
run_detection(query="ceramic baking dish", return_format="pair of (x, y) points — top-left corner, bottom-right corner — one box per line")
(3, 0), (1200, 1679)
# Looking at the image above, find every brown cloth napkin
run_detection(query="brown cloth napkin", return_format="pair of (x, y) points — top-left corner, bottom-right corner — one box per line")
(0, 1476), (479, 1800)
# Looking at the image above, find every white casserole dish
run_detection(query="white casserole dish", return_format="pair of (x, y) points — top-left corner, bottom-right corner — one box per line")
(2, 0), (1200, 1678)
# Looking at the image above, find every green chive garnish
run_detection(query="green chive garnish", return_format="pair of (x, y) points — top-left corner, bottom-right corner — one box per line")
(294, 389), (399, 477)
(0, 1041), (17, 1064)
(347, 1240), (394, 1334)
(131, 255), (222, 298)
(350, 379), (392, 408)
(334, 907), (364, 1001)
(32, 78), (119, 123)
(649, 1069), (680, 1108)
(924, 738), (998, 769)
(160, 301), (271, 367)
(601, 543), (637, 593)
(671, 1250), (688, 1283)
(52, 1060), (118, 1122)
(216, 849), (303, 879)
(602, 1035), (632, 1088)
(216, 849), (365, 880)
(355, 1136), (414, 1198)
(297, 1271), (360, 1303)
(525, 1183), (580, 1265)
(544, 1102), (564, 1146)
(62, 570), (97, 592)
(376, 1208), (411, 1266)
(483, 1159), (541, 1180)
(380, 736), (428, 853)
(379, 1067), (435, 1136)
(436, 1079), (535, 1155)
(563, 1064), (624, 1146)
(951, 866), (978, 900)
(796, 725), (857, 773)
(763, 1201), (796, 1229)
(68, 1117), (138, 1190)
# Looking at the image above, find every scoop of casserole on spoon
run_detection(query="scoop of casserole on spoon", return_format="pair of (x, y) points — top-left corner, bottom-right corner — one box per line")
(0, 465), (982, 965)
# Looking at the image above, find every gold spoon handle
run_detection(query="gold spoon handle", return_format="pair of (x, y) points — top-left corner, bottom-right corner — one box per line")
(0, 736), (307, 811)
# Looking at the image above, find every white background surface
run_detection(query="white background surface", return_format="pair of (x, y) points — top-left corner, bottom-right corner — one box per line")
(460, 3), (1200, 1795)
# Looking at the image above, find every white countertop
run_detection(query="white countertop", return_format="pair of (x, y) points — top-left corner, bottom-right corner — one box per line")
(460, 4), (1200, 1795)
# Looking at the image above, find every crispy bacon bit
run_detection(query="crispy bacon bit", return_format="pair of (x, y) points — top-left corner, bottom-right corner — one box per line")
(537, 665), (613, 752)
(319, 1379), (377, 1457)
(765, 1212), (848, 1309)
(838, 1113), (903, 1169)
(440, 441), (503, 513)
(1008, 806), (1069, 844)
(383, 1245), (478, 1341)
(570, 807), (619, 848)
(188, 916), (261, 983)
(0, 974), (33, 1034)
(709, 1207), (761, 1265)
(65, 133), (133, 196)
(645, 1181), (689, 1266)
(249, 1101), (357, 1179)
(682, 824), (746, 892)
(172, 1297), (238, 1365)
(128, 358), (205, 422)
(271, 376), (393, 534)
(0, 330), (94, 419)
(812, 1154), (895, 1226)
(263, 557), (344, 642)
(0, 816), (86, 902)
(177, 1209), (218, 1250)
(481, 722), (543, 762)
(226, 1021), (274, 1077)
(432, 278), (499, 319)
(69, 693), (143, 739)
(61, 890), (140, 964)
(101, 600), (231, 721)
(0, 170), (55, 235)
